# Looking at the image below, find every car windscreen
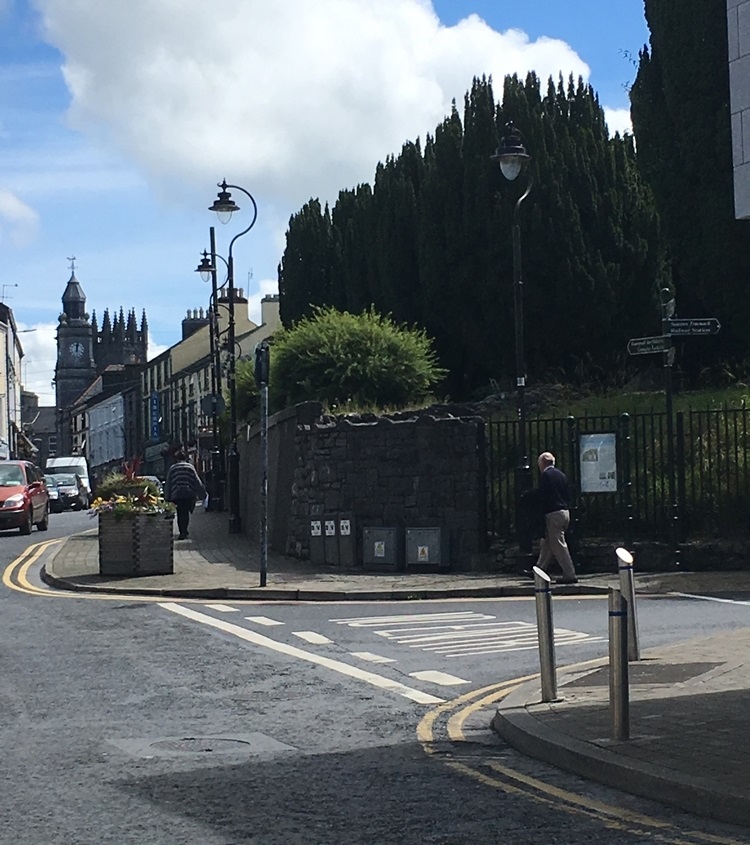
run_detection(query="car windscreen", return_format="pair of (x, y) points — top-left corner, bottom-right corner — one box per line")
(44, 476), (59, 488)
(55, 475), (78, 486)
(0, 466), (25, 486)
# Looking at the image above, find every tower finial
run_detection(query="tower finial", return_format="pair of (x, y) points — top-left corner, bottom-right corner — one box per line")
(67, 256), (77, 273)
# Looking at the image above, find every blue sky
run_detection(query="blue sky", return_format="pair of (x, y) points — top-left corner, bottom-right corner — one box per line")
(0, 0), (649, 403)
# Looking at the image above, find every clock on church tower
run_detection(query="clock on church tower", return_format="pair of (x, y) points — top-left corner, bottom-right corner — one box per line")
(55, 260), (96, 416)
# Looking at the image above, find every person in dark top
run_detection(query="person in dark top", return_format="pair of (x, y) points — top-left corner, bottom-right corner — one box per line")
(535, 451), (578, 584)
(164, 449), (206, 540)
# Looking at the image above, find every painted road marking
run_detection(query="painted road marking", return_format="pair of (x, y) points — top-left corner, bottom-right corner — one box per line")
(292, 631), (332, 644)
(349, 651), (396, 664)
(161, 603), (444, 705)
(333, 612), (602, 657)
(418, 674), (745, 845)
(333, 611), (495, 627)
(205, 604), (240, 612)
(409, 670), (469, 686)
(245, 615), (285, 626)
(671, 592), (750, 607)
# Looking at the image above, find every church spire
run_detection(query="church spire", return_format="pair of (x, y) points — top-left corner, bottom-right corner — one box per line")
(61, 256), (86, 322)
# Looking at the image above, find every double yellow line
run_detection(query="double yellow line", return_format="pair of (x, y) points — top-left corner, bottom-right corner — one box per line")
(417, 680), (744, 845)
(2, 539), (65, 596)
(2, 540), (162, 602)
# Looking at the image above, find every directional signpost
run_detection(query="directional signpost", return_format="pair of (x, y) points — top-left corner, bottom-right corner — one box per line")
(626, 292), (722, 568)
(667, 318), (721, 336)
(627, 335), (668, 356)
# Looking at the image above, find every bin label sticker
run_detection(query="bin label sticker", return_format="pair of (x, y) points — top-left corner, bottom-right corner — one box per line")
(310, 520), (322, 536)
(374, 540), (386, 558)
(417, 545), (430, 562)
(325, 520), (336, 536)
(340, 519), (351, 535)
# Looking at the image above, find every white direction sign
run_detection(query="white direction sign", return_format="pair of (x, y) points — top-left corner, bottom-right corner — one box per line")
(667, 318), (721, 336)
(627, 335), (668, 356)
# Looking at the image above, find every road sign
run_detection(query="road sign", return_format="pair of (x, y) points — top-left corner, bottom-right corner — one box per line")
(667, 318), (721, 336)
(627, 335), (668, 356)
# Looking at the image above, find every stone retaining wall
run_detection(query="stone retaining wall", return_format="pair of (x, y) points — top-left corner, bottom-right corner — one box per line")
(241, 406), (487, 570)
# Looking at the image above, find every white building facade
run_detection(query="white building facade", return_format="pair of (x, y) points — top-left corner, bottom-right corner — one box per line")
(728, 0), (750, 216)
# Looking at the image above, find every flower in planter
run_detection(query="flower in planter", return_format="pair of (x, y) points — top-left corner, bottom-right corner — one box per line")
(90, 470), (175, 518)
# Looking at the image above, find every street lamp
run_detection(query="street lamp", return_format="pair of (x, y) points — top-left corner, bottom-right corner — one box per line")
(195, 230), (231, 512)
(491, 122), (534, 552)
(206, 179), (258, 533)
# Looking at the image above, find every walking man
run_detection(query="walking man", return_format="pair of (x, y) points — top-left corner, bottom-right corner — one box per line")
(164, 449), (206, 541)
(535, 451), (578, 584)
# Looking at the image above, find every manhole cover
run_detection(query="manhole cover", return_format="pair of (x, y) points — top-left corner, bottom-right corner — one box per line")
(150, 737), (252, 754)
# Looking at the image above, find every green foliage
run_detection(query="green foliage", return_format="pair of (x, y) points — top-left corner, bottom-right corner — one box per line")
(268, 306), (446, 411)
(278, 74), (664, 399)
(91, 472), (173, 517)
(235, 358), (261, 422)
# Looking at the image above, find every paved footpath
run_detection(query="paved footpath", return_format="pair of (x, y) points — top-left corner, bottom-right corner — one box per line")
(40, 509), (750, 828)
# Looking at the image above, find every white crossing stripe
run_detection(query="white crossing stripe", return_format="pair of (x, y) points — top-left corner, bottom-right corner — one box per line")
(292, 631), (332, 645)
(408, 670), (469, 686)
(205, 604), (240, 612)
(245, 616), (285, 626)
(160, 603), (444, 705)
(349, 652), (396, 664)
(333, 612), (602, 657)
(333, 612), (494, 627)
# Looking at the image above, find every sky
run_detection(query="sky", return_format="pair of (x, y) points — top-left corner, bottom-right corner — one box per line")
(0, 0), (650, 404)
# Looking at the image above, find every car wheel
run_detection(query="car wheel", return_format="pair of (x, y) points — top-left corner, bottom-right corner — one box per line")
(19, 509), (32, 535)
(37, 505), (49, 531)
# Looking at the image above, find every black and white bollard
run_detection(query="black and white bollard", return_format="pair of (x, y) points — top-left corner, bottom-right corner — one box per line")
(533, 566), (558, 702)
(608, 586), (630, 741)
(616, 547), (640, 661)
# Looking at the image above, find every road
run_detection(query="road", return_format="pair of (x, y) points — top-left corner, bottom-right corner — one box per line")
(2, 516), (749, 844)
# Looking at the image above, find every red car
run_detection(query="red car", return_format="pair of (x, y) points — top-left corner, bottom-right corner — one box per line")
(0, 460), (50, 534)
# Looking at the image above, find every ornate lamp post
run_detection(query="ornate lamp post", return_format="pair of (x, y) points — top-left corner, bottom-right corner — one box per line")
(206, 180), (258, 533)
(196, 230), (229, 512)
(491, 122), (534, 552)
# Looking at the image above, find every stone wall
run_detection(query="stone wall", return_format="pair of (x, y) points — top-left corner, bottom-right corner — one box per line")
(240, 406), (487, 570)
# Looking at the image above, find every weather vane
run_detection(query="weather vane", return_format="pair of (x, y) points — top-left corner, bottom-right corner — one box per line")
(67, 256), (77, 272)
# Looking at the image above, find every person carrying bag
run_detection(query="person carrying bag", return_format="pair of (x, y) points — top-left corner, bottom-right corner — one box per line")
(164, 449), (206, 540)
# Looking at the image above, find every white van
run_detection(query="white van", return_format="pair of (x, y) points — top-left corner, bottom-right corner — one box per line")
(45, 456), (92, 504)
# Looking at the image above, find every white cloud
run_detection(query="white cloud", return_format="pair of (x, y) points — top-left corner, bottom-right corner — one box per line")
(605, 107), (632, 137)
(0, 190), (39, 246)
(17, 321), (57, 402)
(34, 0), (591, 210)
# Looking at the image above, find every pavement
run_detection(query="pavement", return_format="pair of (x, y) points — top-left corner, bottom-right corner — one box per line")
(40, 508), (750, 828)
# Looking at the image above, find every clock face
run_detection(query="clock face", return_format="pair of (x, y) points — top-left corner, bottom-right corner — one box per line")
(69, 342), (85, 359)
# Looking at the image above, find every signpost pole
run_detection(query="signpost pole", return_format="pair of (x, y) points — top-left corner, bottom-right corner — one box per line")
(661, 289), (680, 568)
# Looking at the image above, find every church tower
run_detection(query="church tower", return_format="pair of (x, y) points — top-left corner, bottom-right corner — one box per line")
(55, 260), (97, 418)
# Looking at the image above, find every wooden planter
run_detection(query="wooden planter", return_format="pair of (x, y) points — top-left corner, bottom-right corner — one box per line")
(99, 511), (175, 576)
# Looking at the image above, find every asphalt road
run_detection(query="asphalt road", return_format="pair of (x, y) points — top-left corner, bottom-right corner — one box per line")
(2, 519), (749, 844)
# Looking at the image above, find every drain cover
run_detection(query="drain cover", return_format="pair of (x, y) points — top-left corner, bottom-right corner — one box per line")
(150, 737), (252, 753)
(109, 732), (297, 758)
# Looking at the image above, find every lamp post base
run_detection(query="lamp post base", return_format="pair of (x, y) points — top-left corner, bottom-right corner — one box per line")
(514, 462), (533, 553)
(227, 448), (241, 534)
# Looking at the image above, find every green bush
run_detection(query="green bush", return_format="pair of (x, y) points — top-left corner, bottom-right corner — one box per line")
(268, 306), (446, 411)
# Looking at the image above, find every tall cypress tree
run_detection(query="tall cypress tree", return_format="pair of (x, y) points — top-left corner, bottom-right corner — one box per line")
(278, 74), (665, 398)
(631, 0), (750, 372)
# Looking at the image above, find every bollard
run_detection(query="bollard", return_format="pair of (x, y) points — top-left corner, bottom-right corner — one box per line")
(616, 547), (640, 661)
(533, 566), (558, 702)
(608, 586), (630, 741)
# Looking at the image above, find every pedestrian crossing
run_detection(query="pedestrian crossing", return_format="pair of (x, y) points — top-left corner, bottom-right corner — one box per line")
(181, 605), (603, 690)
(332, 611), (603, 657)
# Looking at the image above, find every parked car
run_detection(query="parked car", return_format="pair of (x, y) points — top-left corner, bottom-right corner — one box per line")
(53, 473), (89, 511)
(44, 474), (63, 513)
(0, 460), (50, 534)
